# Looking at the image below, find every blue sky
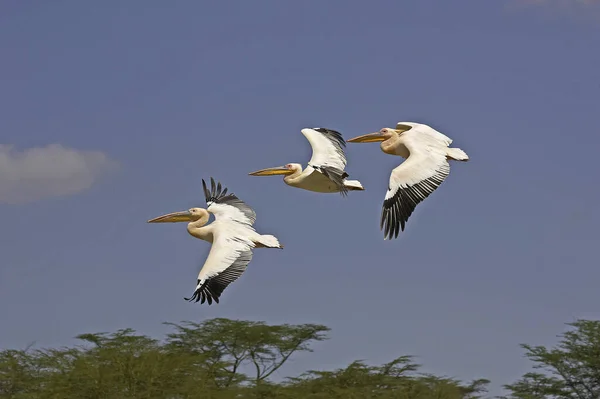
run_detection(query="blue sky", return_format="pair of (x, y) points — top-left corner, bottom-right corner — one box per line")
(1, 0), (599, 395)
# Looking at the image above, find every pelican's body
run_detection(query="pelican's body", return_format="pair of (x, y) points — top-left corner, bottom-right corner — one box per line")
(148, 178), (282, 305)
(347, 122), (469, 240)
(277, 163), (355, 193)
(183, 215), (275, 248)
(249, 127), (364, 196)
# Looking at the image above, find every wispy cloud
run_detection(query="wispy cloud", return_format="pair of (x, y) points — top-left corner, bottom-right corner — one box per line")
(0, 144), (119, 204)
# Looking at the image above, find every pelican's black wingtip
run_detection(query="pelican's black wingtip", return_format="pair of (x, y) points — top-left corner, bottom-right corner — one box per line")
(202, 179), (210, 202)
(184, 284), (221, 305)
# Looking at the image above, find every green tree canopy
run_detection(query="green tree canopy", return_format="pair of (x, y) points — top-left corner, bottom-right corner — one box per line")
(502, 319), (600, 399)
(0, 317), (489, 399)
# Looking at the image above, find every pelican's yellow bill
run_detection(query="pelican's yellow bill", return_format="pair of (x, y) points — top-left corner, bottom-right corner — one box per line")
(346, 132), (386, 143)
(147, 210), (192, 223)
(248, 166), (294, 176)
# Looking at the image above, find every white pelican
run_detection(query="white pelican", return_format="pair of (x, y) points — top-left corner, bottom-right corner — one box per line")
(347, 122), (469, 240)
(148, 178), (283, 305)
(248, 127), (364, 196)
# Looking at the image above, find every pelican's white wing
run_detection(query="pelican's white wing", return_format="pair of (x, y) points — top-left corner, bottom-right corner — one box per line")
(302, 127), (347, 171)
(185, 226), (255, 305)
(301, 127), (350, 193)
(203, 177), (256, 225)
(380, 134), (451, 239)
(184, 178), (259, 304)
(397, 122), (453, 146)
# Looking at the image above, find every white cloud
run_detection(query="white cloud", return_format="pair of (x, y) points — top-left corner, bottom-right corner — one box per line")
(0, 144), (119, 204)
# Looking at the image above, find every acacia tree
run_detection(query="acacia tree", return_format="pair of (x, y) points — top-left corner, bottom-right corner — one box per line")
(502, 319), (600, 399)
(282, 355), (490, 399)
(164, 318), (330, 388)
(0, 317), (491, 398)
(0, 347), (42, 398)
(33, 328), (205, 398)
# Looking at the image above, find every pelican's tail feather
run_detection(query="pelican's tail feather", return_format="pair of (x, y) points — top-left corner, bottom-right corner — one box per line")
(255, 234), (284, 249)
(446, 147), (469, 162)
(344, 179), (365, 191)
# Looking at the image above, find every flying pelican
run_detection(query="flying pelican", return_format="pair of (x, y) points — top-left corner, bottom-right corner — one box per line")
(347, 122), (469, 240)
(147, 178), (283, 305)
(248, 127), (364, 196)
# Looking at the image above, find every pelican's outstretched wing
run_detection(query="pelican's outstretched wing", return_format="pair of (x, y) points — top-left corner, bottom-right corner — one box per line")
(398, 122), (453, 146)
(302, 127), (347, 170)
(302, 127), (350, 194)
(185, 228), (255, 305)
(380, 143), (450, 240)
(203, 177), (257, 226)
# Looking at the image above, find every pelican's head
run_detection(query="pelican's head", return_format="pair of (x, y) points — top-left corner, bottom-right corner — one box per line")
(147, 207), (209, 224)
(346, 124), (413, 144)
(248, 163), (300, 178)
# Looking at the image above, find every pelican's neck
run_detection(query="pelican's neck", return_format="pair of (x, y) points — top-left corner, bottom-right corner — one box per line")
(381, 135), (408, 157)
(283, 165), (304, 185)
(186, 218), (212, 242)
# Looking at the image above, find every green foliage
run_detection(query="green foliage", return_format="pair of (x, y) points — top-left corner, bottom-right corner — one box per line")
(0, 317), (487, 398)
(0, 348), (42, 398)
(7, 316), (600, 398)
(282, 356), (489, 399)
(502, 319), (600, 399)
(163, 318), (330, 387)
